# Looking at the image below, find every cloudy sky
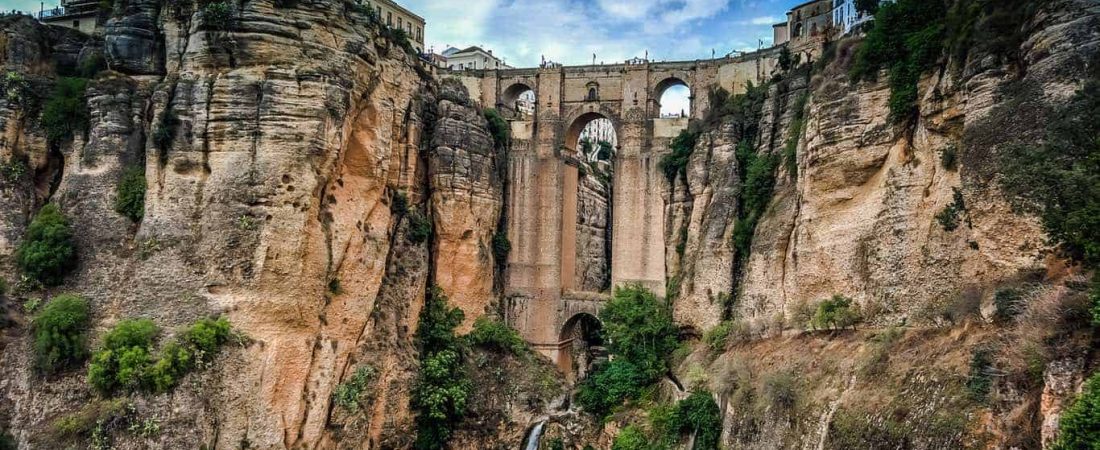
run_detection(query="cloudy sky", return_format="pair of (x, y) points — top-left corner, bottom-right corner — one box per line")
(404, 0), (791, 67)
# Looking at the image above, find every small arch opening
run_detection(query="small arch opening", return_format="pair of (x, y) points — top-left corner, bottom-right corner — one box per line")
(501, 83), (536, 120)
(558, 313), (605, 382)
(655, 78), (691, 118)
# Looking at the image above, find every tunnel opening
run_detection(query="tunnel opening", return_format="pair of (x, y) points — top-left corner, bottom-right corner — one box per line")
(561, 113), (617, 295)
(558, 313), (605, 383)
(655, 78), (691, 119)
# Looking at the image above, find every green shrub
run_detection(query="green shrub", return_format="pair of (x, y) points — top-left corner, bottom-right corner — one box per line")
(492, 230), (511, 264)
(936, 188), (968, 232)
(703, 321), (733, 351)
(611, 425), (655, 450)
(51, 398), (128, 438)
(153, 110), (178, 154)
(761, 372), (799, 415)
(966, 347), (994, 402)
(88, 318), (158, 393)
(659, 130), (698, 183)
(998, 71), (1100, 267)
(391, 191), (409, 216)
(576, 359), (650, 417)
(200, 1), (234, 30)
(180, 316), (232, 357)
(0, 278), (7, 297)
(785, 92), (809, 178)
(578, 285), (678, 417)
(994, 288), (1025, 323)
(333, 365), (377, 412)
(666, 390), (722, 450)
(88, 317), (231, 394)
(733, 142), (778, 262)
(41, 77), (89, 143)
(17, 204), (76, 286)
(600, 285), (678, 381)
(1053, 372), (1100, 450)
(412, 287), (469, 450)
(850, 0), (948, 122)
(812, 295), (861, 330)
(406, 212), (431, 244)
(941, 145), (958, 171)
(466, 316), (526, 355)
(115, 167), (146, 222)
(483, 108), (510, 150)
(33, 294), (90, 373)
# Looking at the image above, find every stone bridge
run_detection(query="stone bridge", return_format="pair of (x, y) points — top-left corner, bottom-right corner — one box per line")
(448, 48), (782, 370)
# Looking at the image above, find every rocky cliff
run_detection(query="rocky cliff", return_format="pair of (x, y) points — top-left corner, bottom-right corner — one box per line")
(0, 0), (1098, 449)
(0, 1), (528, 448)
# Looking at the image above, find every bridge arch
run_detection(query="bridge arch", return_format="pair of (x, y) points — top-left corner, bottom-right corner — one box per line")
(561, 111), (617, 294)
(654, 77), (692, 118)
(558, 312), (603, 382)
(500, 82), (536, 119)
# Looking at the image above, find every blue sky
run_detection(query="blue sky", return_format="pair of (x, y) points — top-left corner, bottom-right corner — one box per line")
(403, 0), (792, 67)
(4, 0), (793, 67)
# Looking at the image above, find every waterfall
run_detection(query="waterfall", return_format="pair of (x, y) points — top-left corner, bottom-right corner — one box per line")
(521, 420), (547, 450)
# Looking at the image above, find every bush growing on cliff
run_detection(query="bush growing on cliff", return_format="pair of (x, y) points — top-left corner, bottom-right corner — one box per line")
(115, 167), (146, 222)
(483, 108), (510, 150)
(936, 188), (969, 232)
(88, 319), (159, 393)
(850, 0), (948, 122)
(577, 285), (678, 417)
(332, 365), (377, 412)
(466, 316), (526, 355)
(406, 212), (431, 244)
(659, 129), (698, 183)
(17, 204), (76, 286)
(811, 295), (861, 331)
(733, 142), (779, 262)
(492, 230), (511, 264)
(41, 77), (89, 143)
(666, 390), (722, 450)
(412, 287), (470, 450)
(33, 294), (90, 373)
(1053, 372), (1100, 450)
(200, 1), (234, 30)
(88, 317), (231, 394)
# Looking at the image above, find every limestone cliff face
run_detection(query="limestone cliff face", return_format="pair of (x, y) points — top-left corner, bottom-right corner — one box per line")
(0, 2), (512, 448)
(668, 0), (1099, 333)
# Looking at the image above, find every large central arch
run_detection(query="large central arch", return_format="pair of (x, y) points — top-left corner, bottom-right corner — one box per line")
(561, 112), (618, 293)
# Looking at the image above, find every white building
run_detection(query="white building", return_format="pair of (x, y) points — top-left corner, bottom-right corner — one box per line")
(444, 46), (511, 71)
(832, 0), (891, 36)
(38, 0), (100, 34)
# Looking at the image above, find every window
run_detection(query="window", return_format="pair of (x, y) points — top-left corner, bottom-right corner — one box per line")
(417, 27), (422, 41)
(585, 82), (600, 101)
(387, 12), (392, 26)
(398, 17), (402, 29)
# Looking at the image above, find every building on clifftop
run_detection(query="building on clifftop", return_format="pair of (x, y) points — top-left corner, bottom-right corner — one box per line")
(37, 0), (101, 34)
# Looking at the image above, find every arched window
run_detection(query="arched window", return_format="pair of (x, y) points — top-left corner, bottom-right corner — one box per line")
(585, 82), (600, 101)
